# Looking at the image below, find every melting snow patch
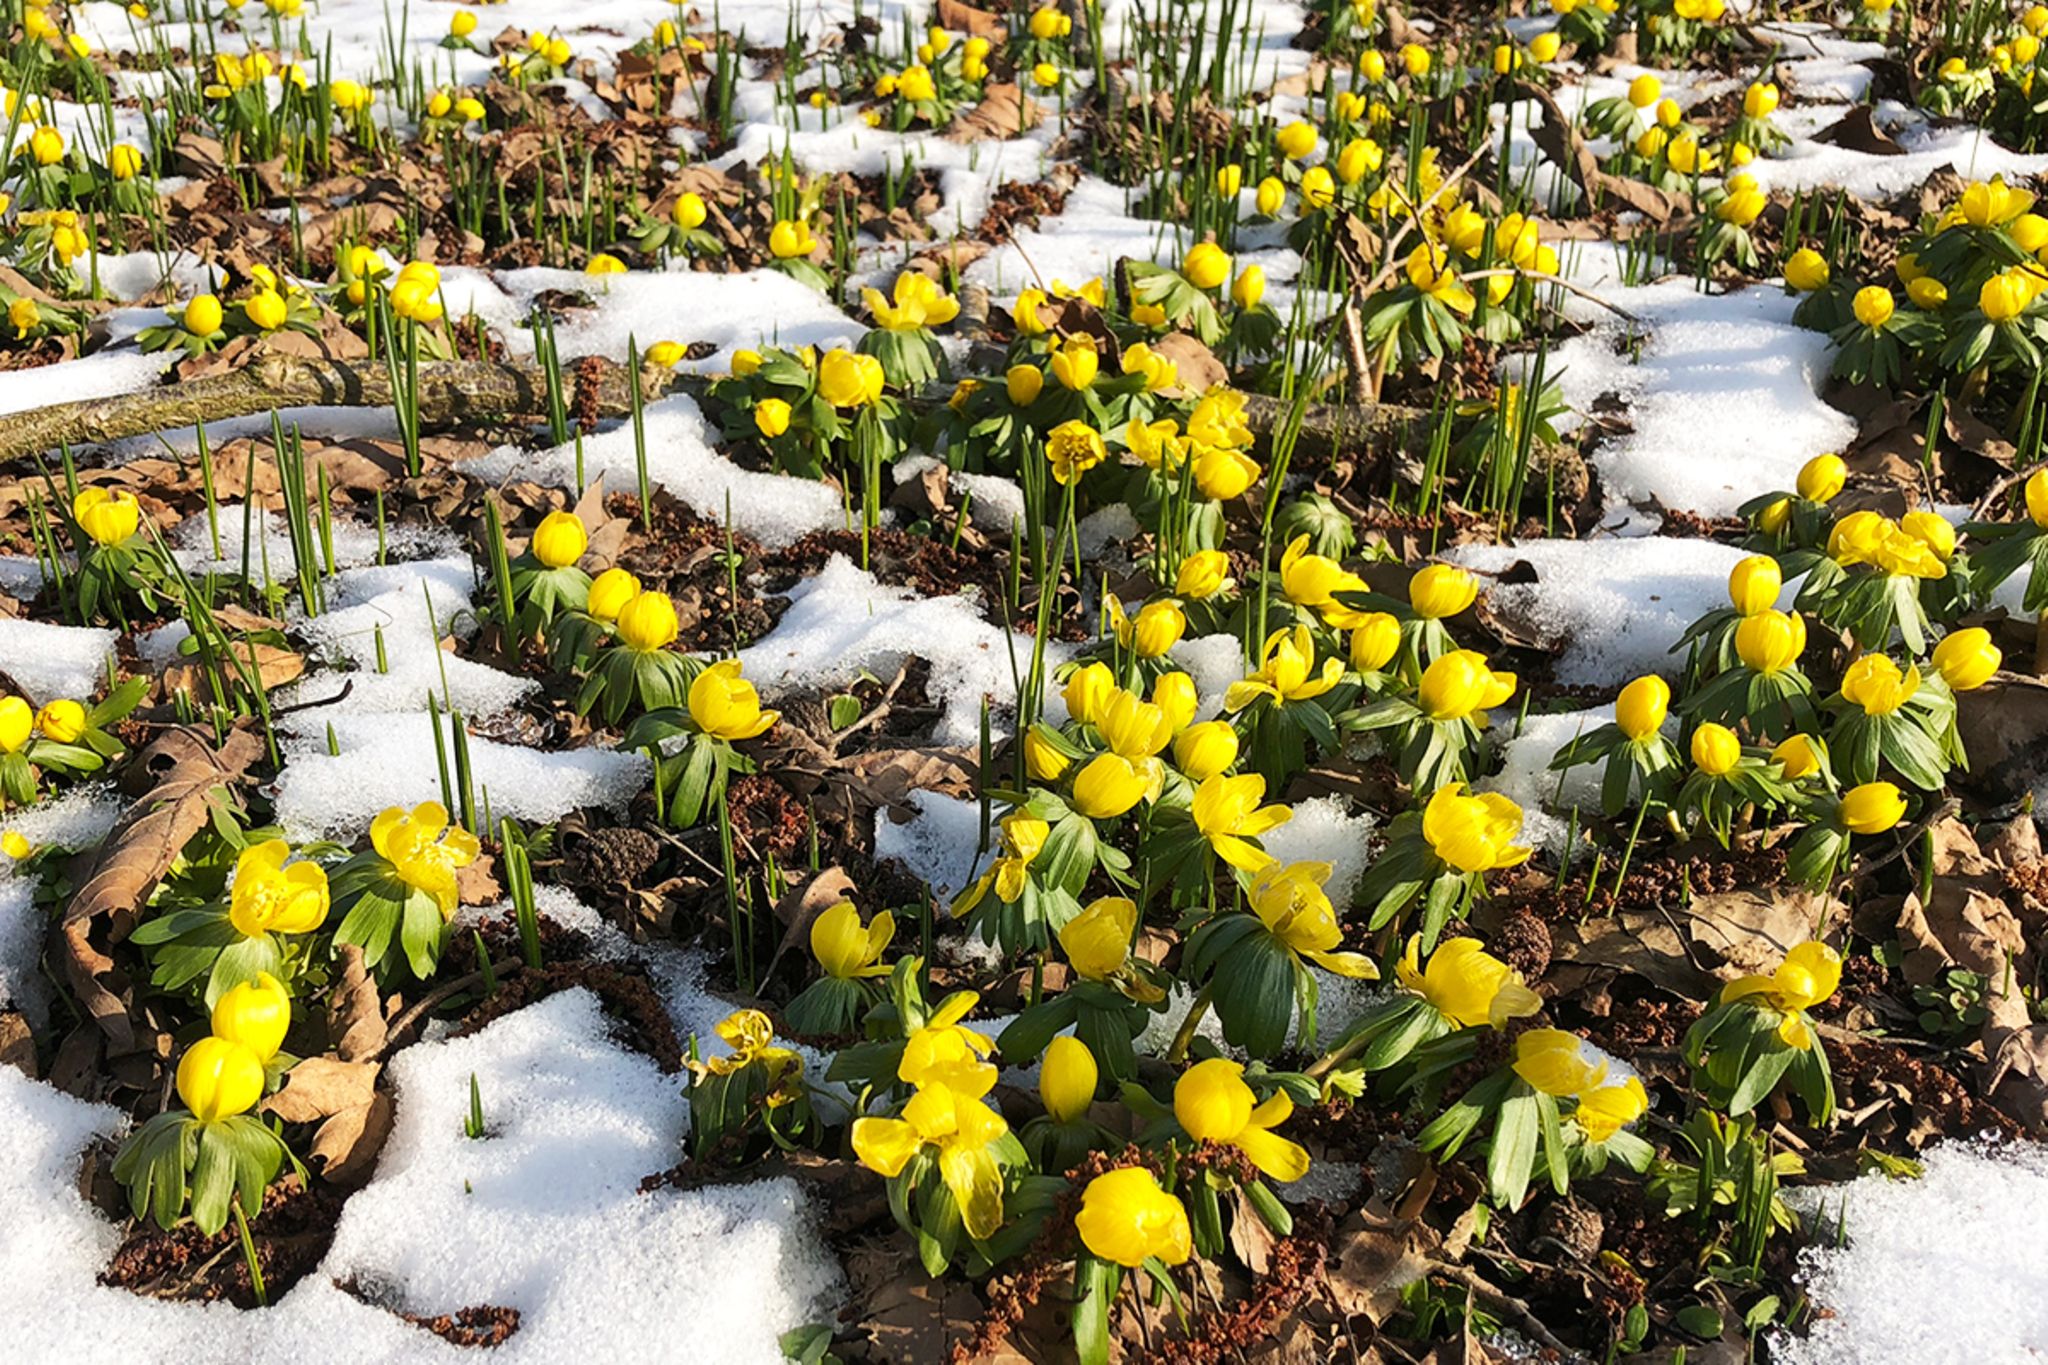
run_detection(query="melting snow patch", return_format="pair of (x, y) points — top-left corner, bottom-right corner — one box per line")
(466, 396), (844, 551)
(1775, 1138), (2048, 1365)
(875, 789), (987, 902)
(739, 554), (1067, 744)
(1483, 706), (1618, 854)
(1448, 537), (1762, 687)
(0, 618), (118, 705)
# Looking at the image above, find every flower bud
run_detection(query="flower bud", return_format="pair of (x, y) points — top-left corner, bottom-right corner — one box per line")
(1039, 1035), (1098, 1123)
(1690, 723), (1741, 776)
(1615, 675), (1669, 741)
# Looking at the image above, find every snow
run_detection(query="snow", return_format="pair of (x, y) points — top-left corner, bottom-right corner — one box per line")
(0, 990), (842, 1363)
(0, 618), (118, 705)
(173, 505), (459, 578)
(1448, 537), (1764, 687)
(740, 553), (1067, 744)
(1777, 1139), (2048, 1365)
(1260, 795), (1377, 907)
(1482, 706), (1617, 854)
(0, 786), (126, 1023)
(465, 396), (845, 550)
(874, 788), (987, 902)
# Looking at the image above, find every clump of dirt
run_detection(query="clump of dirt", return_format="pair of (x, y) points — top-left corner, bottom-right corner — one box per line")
(100, 1178), (347, 1308)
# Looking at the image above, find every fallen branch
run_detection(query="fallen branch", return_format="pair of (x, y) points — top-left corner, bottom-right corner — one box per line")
(0, 347), (1431, 467)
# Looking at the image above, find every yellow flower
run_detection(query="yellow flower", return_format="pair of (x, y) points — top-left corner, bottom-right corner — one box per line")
(1248, 860), (1377, 977)
(615, 590), (680, 651)
(1422, 784), (1531, 873)
(900, 991), (998, 1092)
(1743, 80), (1779, 117)
(954, 812), (1051, 915)
(181, 294), (221, 335)
(1932, 627), (2000, 691)
(1529, 30), (1562, 61)
(1280, 534), (1367, 615)
(1032, 61), (1061, 88)
(1784, 248), (1830, 292)
(1900, 510), (1955, 561)
(1040, 1035), (1097, 1123)
(1513, 1028), (1609, 1096)
(8, 296), (38, 339)
(1773, 733), (1821, 780)
(1119, 341), (1177, 391)
(1759, 498), (1792, 535)
(1182, 242), (1232, 290)
(1405, 244), (1474, 314)
(1233, 266), (1266, 308)
(1049, 337), (1100, 390)
(1216, 163), (1244, 197)
(1727, 554), (1781, 616)
(1575, 1078), (1649, 1143)
(1980, 270), (2032, 323)
(211, 971), (291, 1062)
(812, 901), (894, 979)
(1028, 4), (1071, 36)
(1225, 626), (1342, 710)
(1349, 613), (1401, 673)
(852, 1076), (1009, 1238)
(1908, 277), (1949, 310)
(586, 567), (640, 622)
(1628, 73), (1662, 107)
(1095, 688), (1173, 760)
(1398, 936), (1541, 1028)
(818, 349), (884, 407)
(769, 219), (817, 259)
(0, 697), (30, 754)
(1959, 177), (2034, 227)
(1154, 670), (1196, 737)
(1275, 120), (1318, 159)
(1060, 895), (1137, 979)
(329, 79), (371, 111)
(1172, 721), (1238, 782)
(1190, 773), (1291, 871)
(1063, 660), (1115, 726)
(1839, 654), (1919, 715)
(1175, 549), (1232, 600)
(585, 253), (626, 276)
(1174, 1057), (1310, 1180)
(28, 124), (64, 165)
(1851, 286), (1894, 328)
(1838, 781), (1906, 835)
(1733, 609), (1805, 674)
(1023, 727), (1070, 780)
(2030, 468), (2048, 527)
(1717, 184), (1766, 228)
(1108, 596), (1185, 658)
(731, 349), (764, 376)
(897, 64), (937, 102)
(1256, 176), (1286, 215)
(525, 509), (585, 569)
(1722, 941), (1841, 1047)
(1409, 562), (1479, 619)
(1615, 675), (1670, 741)
(72, 488), (141, 547)
(754, 397), (792, 438)
(1690, 723), (1741, 776)
(450, 9), (477, 36)
(369, 801), (480, 918)
(228, 839), (330, 937)
(176, 1037), (265, 1122)
(1046, 420), (1108, 484)
(688, 659), (779, 739)
(863, 272), (960, 332)
(1401, 42), (1431, 77)
(1418, 650), (1516, 723)
(1191, 442), (1260, 500)
(1, 831), (28, 860)
(1075, 1167), (1192, 1267)
(35, 699), (86, 743)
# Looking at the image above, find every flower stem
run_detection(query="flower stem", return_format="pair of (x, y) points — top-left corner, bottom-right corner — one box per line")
(232, 1195), (268, 1308)
(1165, 984), (1213, 1063)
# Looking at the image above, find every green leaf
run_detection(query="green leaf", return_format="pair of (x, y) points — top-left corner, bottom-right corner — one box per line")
(1072, 1255), (1116, 1365)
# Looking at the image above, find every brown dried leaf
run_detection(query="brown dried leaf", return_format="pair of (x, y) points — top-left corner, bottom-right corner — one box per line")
(62, 728), (266, 1052)
(160, 642), (305, 703)
(763, 865), (859, 980)
(936, 0), (1007, 37)
(264, 1056), (381, 1123)
(946, 84), (1042, 143)
(330, 944), (388, 1062)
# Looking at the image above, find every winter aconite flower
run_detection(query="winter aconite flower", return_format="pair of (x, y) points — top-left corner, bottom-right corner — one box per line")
(0, 697), (28, 753)
(73, 488), (140, 546)
(1182, 242), (1232, 290)
(1049, 337), (1100, 390)
(1075, 1168), (1192, 1267)
(1421, 784), (1531, 873)
(1839, 781), (1906, 834)
(688, 660), (779, 739)
(1615, 675), (1670, 741)
(1839, 655), (1919, 715)
(35, 699), (85, 743)
(1932, 628), (2001, 690)
(1247, 860), (1377, 977)
(899, 992), (998, 1093)
(1574, 1078), (1649, 1142)
(1172, 721), (1239, 782)
(954, 812), (1050, 914)
(1513, 1028), (1611, 1096)
(176, 1037), (265, 1123)
(1107, 596), (1185, 658)
(812, 901), (894, 979)
(1350, 613), (1401, 673)
(1398, 936), (1541, 1028)
(586, 568), (640, 622)
(1418, 650), (1516, 723)
(1226, 626), (1342, 709)
(1727, 555), (1780, 616)
(211, 972), (291, 1062)
(1797, 453), (1846, 502)
(1173, 1058), (1309, 1180)
(1784, 249), (1830, 292)
(1190, 773), (1291, 870)
(1690, 723), (1741, 776)
(1039, 1035), (1098, 1123)
(1409, 563), (1479, 619)
(863, 272), (960, 331)
(1722, 942), (1841, 1047)
(229, 840), (330, 937)
(1046, 420), (1108, 484)
(369, 802), (480, 918)
(615, 591), (680, 651)
(530, 510), (587, 568)
(1059, 895), (1138, 979)
(853, 1074), (1009, 1238)
(818, 349), (884, 407)
(1774, 734), (1822, 780)
(1734, 609), (1805, 674)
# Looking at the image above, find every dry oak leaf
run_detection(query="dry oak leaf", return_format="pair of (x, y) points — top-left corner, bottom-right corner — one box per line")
(264, 1055), (394, 1184)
